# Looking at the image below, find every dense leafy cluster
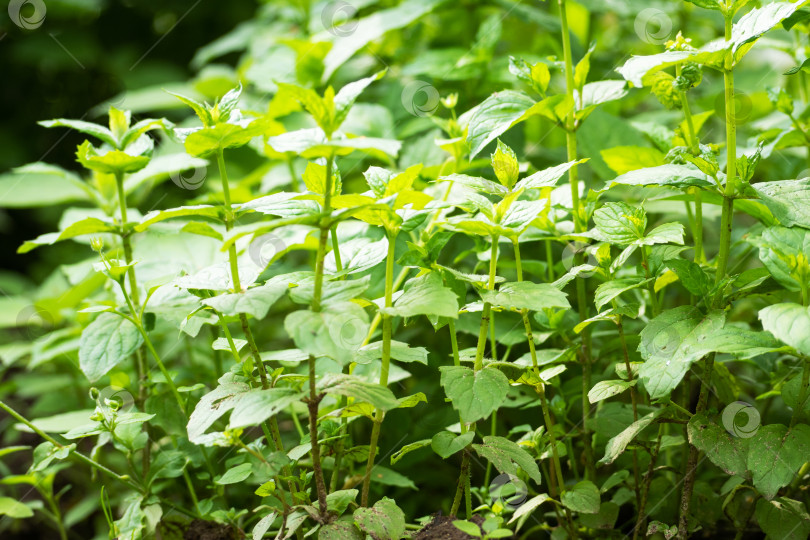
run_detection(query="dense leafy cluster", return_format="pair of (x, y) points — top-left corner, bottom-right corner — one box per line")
(2, 0), (810, 539)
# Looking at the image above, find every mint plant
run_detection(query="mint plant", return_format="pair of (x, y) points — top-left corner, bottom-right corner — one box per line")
(3, 1), (810, 539)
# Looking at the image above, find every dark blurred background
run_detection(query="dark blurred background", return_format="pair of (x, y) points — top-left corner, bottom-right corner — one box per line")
(0, 0), (258, 273)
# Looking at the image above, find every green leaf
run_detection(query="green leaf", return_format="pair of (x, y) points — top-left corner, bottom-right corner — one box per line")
(608, 164), (713, 189)
(508, 494), (551, 526)
(466, 91), (536, 158)
(593, 202), (646, 246)
(0, 497), (33, 519)
(333, 71), (386, 130)
(353, 497), (406, 540)
(759, 303), (810, 356)
(267, 128), (401, 159)
(356, 340), (428, 365)
(594, 278), (651, 311)
(730, 1), (809, 61)
(440, 366), (509, 423)
(76, 139), (152, 175)
(748, 424), (810, 499)
(319, 521), (364, 540)
(431, 431), (475, 459)
(452, 521), (482, 537)
(640, 222), (684, 246)
(638, 307), (782, 399)
(513, 160), (585, 190)
(500, 199), (547, 232)
(383, 272), (459, 319)
(135, 205), (221, 231)
(600, 410), (661, 465)
(782, 376), (810, 420)
(617, 50), (699, 88)
(684, 0), (722, 9)
(749, 227), (810, 292)
(216, 463), (252, 485)
(252, 513), (280, 540)
(390, 439), (431, 465)
(479, 281), (569, 312)
(579, 81), (628, 114)
(184, 120), (265, 157)
(284, 302), (370, 365)
(79, 313), (143, 382)
(18, 217), (117, 254)
(322, 0), (443, 81)
(666, 259), (712, 297)
(601, 146), (665, 176)
(203, 281), (287, 318)
(755, 497), (810, 540)
(229, 388), (305, 429)
(785, 58), (810, 75)
(327, 489), (359, 517)
(687, 413), (750, 478)
(472, 435), (542, 484)
(317, 374), (399, 411)
(187, 380), (249, 442)
(579, 501), (620, 530)
(561, 480), (600, 514)
(167, 90), (213, 126)
(491, 140), (519, 189)
(0, 164), (91, 208)
(39, 118), (118, 147)
(438, 173), (508, 196)
(588, 379), (636, 404)
(753, 178), (810, 229)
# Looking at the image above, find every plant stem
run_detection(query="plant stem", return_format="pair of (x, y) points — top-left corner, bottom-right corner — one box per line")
(678, 14), (737, 538)
(545, 239), (555, 281)
(306, 151), (335, 517)
(288, 159), (300, 192)
(676, 73), (705, 264)
(0, 399), (199, 519)
(514, 240), (576, 538)
(693, 190), (704, 264)
(634, 425), (664, 540)
(452, 235), (500, 516)
(215, 149), (299, 505)
(0, 399), (136, 487)
(448, 319), (472, 517)
(361, 231), (397, 506)
(617, 317), (642, 513)
(558, 0), (595, 480)
(360, 181), (455, 349)
(113, 170), (150, 475)
(640, 247), (660, 317)
(474, 237), (499, 372)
